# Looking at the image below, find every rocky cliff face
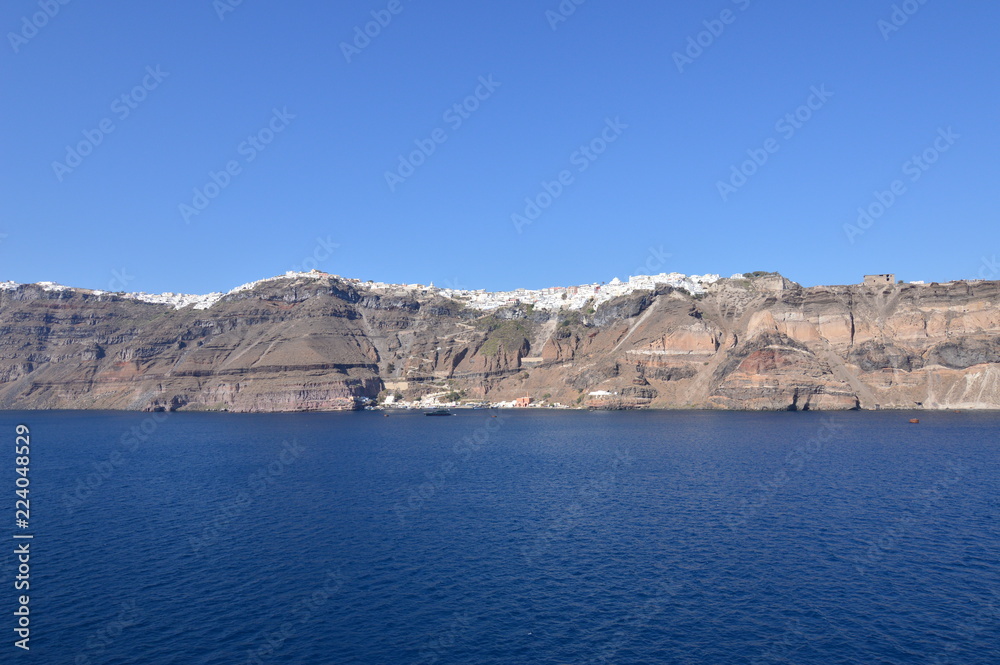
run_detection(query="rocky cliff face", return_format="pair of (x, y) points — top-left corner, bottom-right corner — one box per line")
(2, 274), (999, 411)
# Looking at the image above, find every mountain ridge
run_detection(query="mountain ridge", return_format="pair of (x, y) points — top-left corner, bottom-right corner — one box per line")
(2, 271), (998, 412)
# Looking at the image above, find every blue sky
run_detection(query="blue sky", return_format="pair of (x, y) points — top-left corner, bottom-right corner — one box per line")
(1, 0), (998, 294)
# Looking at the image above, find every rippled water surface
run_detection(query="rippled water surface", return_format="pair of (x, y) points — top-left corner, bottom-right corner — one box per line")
(6, 410), (1000, 663)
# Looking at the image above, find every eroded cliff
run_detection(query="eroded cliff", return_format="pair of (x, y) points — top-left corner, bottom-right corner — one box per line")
(2, 273), (999, 411)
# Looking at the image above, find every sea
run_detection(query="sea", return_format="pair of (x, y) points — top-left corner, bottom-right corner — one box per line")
(3, 409), (998, 664)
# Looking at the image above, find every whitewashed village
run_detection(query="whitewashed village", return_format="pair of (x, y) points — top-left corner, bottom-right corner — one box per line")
(367, 271), (728, 312)
(2, 270), (731, 312)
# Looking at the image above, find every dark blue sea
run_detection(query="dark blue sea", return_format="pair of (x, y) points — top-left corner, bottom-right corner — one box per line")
(4, 410), (999, 664)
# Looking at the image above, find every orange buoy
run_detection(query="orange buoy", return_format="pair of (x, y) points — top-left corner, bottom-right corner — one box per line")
(909, 418), (920, 424)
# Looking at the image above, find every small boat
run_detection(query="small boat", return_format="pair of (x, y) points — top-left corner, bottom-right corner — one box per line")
(425, 409), (453, 417)
(909, 418), (920, 424)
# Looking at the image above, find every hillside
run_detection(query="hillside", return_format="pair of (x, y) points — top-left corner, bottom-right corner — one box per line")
(2, 272), (999, 411)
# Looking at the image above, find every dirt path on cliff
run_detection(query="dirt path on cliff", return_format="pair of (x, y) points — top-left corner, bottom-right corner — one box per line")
(535, 317), (559, 355)
(611, 299), (660, 354)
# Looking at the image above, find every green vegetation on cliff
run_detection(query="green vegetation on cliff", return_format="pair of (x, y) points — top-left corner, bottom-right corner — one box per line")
(476, 317), (530, 357)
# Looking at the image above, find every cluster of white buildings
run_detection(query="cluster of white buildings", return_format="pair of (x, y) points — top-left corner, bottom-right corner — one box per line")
(362, 272), (732, 312)
(424, 272), (726, 312)
(2, 270), (737, 313)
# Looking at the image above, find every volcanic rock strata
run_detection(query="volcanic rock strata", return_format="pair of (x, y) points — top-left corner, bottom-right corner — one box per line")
(2, 274), (999, 411)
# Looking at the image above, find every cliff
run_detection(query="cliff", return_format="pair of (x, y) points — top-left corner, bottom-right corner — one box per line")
(2, 273), (999, 411)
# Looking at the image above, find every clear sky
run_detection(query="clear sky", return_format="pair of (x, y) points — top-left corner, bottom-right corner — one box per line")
(1, 0), (998, 294)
